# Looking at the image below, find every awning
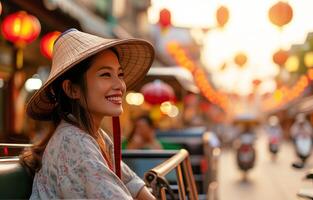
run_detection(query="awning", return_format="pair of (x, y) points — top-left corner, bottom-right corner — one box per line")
(289, 95), (313, 115)
(147, 66), (199, 94)
(44, 0), (132, 38)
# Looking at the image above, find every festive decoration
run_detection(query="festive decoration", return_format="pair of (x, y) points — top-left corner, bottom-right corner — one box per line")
(216, 6), (229, 27)
(40, 31), (61, 59)
(285, 55), (299, 72)
(1, 11), (41, 69)
(167, 42), (229, 111)
(159, 8), (171, 29)
(252, 79), (261, 87)
(141, 80), (176, 105)
(273, 49), (289, 66)
(1, 11), (41, 47)
(268, 1), (293, 28)
(304, 51), (313, 68)
(234, 52), (247, 67)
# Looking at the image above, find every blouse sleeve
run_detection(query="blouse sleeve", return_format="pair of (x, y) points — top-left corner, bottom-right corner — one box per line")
(121, 161), (146, 197)
(56, 131), (133, 199)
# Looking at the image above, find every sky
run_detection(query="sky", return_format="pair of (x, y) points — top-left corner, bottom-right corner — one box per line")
(148, 0), (313, 95)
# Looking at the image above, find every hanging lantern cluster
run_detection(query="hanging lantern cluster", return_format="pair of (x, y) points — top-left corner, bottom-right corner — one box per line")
(1, 11), (41, 48)
(268, 1), (293, 28)
(40, 31), (61, 59)
(216, 6), (229, 27)
(234, 52), (247, 67)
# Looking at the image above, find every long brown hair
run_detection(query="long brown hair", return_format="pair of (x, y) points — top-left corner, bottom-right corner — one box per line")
(20, 54), (109, 176)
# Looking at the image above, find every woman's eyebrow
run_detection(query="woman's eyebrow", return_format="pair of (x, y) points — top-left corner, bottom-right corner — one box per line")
(97, 66), (123, 71)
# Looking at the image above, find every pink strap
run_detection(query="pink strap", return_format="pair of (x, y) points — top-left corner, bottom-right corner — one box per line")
(112, 117), (121, 178)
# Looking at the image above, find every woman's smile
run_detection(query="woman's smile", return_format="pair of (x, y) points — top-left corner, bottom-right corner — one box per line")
(105, 94), (123, 105)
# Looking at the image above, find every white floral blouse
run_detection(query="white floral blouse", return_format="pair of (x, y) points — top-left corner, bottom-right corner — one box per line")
(30, 121), (145, 199)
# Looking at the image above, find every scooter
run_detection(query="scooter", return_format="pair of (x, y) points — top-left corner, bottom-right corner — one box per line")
(268, 136), (279, 161)
(292, 135), (312, 169)
(236, 137), (256, 180)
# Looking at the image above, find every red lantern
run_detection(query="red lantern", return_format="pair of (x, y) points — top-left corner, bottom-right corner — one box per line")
(268, 1), (293, 27)
(40, 31), (61, 59)
(216, 6), (229, 27)
(252, 79), (261, 87)
(273, 49), (289, 66)
(141, 80), (176, 105)
(1, 11), (41, 47)
(234, 53), (247, 67)
(159, 8), (171, 29)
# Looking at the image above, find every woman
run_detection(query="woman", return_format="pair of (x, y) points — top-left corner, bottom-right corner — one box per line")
(21, 29), (156, 199)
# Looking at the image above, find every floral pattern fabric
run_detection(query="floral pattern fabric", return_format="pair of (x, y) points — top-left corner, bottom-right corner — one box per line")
(30, 121), (145, 199)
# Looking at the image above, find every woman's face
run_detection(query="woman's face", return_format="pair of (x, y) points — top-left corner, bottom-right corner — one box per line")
(135, 119), (153, 140)
(84, 49), (126, 122)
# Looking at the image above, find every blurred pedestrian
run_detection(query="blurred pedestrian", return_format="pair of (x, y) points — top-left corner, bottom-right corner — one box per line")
(290, 113), (313, 168)
(21, 29), (156, 199)
(126, 115), (162, 150)
(266, 115), (283, 144)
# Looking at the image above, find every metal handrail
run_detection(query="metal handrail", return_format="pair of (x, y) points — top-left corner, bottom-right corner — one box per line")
(151, 149), (189, 177)
(144, 149), (198, 200)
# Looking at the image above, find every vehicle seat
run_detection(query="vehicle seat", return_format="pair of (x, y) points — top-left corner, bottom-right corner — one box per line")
(0, 157), (33, 199)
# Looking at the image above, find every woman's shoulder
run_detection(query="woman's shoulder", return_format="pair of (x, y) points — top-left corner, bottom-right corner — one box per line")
(52, 121), (98, 149)
(45, 121), (102, 162)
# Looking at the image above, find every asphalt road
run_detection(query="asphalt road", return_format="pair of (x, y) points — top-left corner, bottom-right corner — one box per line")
(218, 129), (313, 200)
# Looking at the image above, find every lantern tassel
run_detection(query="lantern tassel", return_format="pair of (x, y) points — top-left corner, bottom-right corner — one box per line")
(16, 48), (23, 69)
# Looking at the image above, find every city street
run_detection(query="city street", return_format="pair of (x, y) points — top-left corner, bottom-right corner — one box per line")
(218, 129), (313, 200)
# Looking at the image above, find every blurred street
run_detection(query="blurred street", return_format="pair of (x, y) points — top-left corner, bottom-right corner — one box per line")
(218, 129), (313, 200)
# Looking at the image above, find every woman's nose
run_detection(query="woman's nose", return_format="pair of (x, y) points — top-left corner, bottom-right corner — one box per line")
(113, 76), (126, 91)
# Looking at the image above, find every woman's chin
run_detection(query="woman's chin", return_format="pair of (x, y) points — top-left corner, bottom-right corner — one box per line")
(110, 109), (123, 117)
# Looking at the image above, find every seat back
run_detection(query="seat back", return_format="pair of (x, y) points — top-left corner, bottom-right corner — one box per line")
(156, 127), (208, 194)
(144, 149), (198, 200)
(0, 157), (33, 199)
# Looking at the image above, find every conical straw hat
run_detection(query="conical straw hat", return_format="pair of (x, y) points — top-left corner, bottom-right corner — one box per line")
(26, 29), (155, 120)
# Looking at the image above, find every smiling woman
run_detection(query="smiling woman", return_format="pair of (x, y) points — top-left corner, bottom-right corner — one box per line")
(148, 0), (313, 95)
(20, 29), (156, 199)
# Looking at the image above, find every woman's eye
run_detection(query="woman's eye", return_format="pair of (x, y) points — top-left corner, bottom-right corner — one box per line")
(118, 72), (124, 78)
(100, 73), (111, 77)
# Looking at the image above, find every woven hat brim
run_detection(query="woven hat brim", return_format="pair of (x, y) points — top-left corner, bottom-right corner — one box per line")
(26, 39), (154, 120)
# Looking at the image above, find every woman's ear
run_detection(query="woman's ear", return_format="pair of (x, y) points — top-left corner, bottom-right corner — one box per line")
(62, 80), (81, 99)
